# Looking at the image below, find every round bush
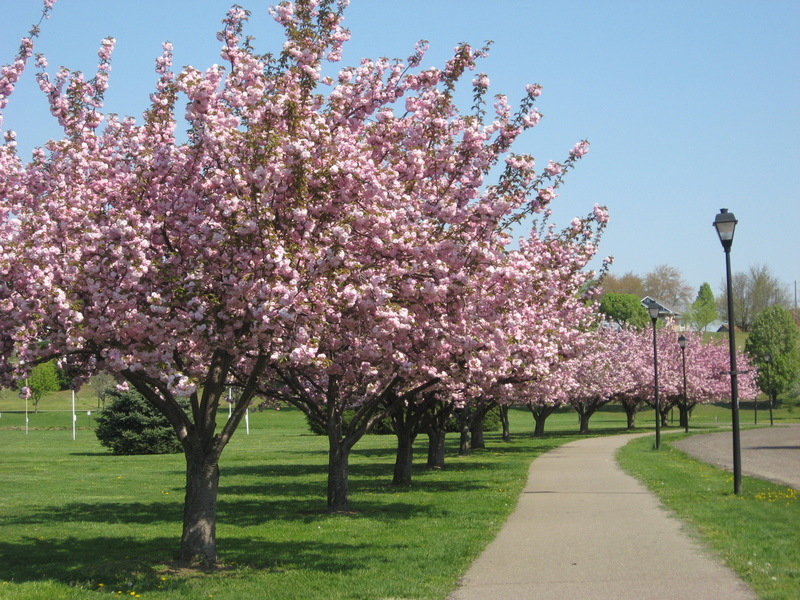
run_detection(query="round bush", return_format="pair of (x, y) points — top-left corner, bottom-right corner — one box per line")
(95, 389), (184, 455)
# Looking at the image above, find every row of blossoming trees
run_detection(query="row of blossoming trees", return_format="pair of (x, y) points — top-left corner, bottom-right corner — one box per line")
(0, 0), (753, 566)
(522, 325), (757, 437)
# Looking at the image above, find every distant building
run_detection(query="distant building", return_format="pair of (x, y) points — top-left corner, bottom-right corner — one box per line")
(640, 296), (681, 320)
(641, 296), (684, 331)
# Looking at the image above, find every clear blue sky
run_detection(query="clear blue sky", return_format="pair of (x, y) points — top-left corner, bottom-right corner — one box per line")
(2, 1), (798, 303)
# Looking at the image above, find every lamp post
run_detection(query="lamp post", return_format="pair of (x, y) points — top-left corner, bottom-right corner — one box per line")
(764, 353), (774, 427)
(713, 208), (742, 495)
(678, 334), (688, 433)
(648, 300), (662, 450)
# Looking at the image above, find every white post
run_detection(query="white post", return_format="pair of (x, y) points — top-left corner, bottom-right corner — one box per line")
(71, 388), (76, 441)
(24, 378), (29, 434)
(228, 387), (232, 419)
(245, 407), (250, 435)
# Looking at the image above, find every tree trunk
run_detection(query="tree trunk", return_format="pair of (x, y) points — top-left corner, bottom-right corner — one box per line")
(327, 434), (352, 511)
(660, 406), (670, 428)
(529, 404), (557, 437)
(623, 404), (637, 429)
(578, 410), (593, 435)
(392, 424), (416, 485)
(426, 427), (446, 469)
(459, 425), (471, 455)
(678, 403), (694, 433)
(180, 450), (220, 566)
(456, 406), (472, 456)
(470, 419), (485, 450)
(499, 405), (510, 442)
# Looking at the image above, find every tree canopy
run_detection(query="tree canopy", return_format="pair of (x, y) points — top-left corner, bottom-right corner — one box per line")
(685, 282), (718, 332)
(745, 305), (800, 400)
(0, 0), (607, 565)
(598, 293), (648, 329)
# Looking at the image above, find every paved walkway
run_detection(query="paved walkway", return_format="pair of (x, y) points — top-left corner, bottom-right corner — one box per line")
(674, 424), (800, 490)
(448, 433), (756, 600)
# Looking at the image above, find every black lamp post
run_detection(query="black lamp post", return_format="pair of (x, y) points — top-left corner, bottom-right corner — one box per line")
(713, 208), (742, 495)
(648, 300), (662, 450)
(764, 353), (774, 427)
(678, 334), (688, 433)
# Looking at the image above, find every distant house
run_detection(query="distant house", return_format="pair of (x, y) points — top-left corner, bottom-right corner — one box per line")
(640, 296), (681, 320)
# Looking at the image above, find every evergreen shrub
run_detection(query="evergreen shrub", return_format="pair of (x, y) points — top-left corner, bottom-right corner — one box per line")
(95, 389), (185, 455)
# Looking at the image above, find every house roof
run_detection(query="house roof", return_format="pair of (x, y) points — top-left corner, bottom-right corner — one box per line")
(641, 296), (681, 317)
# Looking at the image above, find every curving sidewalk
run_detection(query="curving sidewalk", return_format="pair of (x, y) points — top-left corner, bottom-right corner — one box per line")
(448, 433), (756, 600)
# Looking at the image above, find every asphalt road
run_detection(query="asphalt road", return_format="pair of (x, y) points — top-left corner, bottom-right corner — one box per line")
(672, 424), (800, 490)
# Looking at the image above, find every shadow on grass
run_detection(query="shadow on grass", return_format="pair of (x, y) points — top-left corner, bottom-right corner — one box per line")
(0, 534), (380, 592)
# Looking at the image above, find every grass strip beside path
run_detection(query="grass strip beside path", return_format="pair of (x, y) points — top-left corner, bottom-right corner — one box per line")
(617, 434), (800, 600)
(0, 408), (586, 600)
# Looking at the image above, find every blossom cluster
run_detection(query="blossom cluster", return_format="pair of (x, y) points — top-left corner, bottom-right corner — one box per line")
(0, 0), (607, 448)
(521, 324), (758, 417)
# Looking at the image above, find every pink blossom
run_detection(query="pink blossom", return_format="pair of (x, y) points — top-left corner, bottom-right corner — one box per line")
(473, 73), (490, 89)
(544, 160), (562, 176)
(525, 83), (542, 98)
(570, 140), (590, 158)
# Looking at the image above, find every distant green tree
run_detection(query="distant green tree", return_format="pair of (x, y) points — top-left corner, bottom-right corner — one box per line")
(23, 361), (61, 413)
(95, 389), (185, 455)
(686, 282), (718, 332)
(745, 306), (800, 403)
(88, 371), (117, 408)
(598, 293), (648, 329)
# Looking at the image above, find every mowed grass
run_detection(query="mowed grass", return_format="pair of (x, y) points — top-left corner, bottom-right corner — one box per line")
(1, 398), (797, 599)
(618, 434), (800, 600)
(0, 406), (624, 600)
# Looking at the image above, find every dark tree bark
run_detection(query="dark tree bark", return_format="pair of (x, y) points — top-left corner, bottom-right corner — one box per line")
(659, 400), (673, 428)
(617, 395), (643, 429)
(326, 431), (356, 511)
(392, 429), (416, 485)
(391, 411), (417, 485)
(388, 391), (445, 485)
(424, 398), (453, 469)
(676, 401), (695, 433)
(528, 404), (558, 437)
(499, 404), (511, 442)
(181, 451), (220, 565)
(578, 410), (593, 435)
(623, 404), (637, 429)
(570, 399), (603, 435)
(426, 427), (446, 469)
(470, 418), (485, 449)
(456, 406), (472, 455)
(468, 401), (495, 450)
(123, 351), (267, 566)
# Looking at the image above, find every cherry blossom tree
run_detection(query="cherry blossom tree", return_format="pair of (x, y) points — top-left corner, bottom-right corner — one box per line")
(593, 325), (759, 432)
(524, 374), (570, 437)
(647, 328), (758, 431)
(0, 0), (607, 562)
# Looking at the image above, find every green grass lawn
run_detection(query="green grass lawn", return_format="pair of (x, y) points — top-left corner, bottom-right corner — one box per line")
(618, 434), (800, 600)
(1, 401), (797, 599)
(0, 406), (616, 600)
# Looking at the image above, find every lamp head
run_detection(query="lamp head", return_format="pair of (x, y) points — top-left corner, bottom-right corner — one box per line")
(713, 208), (737, 249)
(678, 334), (686, 349)
(647, 300), (661, 321)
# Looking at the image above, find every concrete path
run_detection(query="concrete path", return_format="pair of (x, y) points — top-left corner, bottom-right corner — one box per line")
(448, 434), (756, 600)
(674, 424), (800, 491)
